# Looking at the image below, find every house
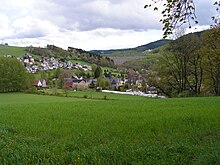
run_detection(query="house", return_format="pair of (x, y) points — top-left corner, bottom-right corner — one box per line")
(65, 81), (73, 88)
(65, 76), (88, 89)
(72, 79), (87, 86)
(107, 77), (120, 89)
(88, 79), (98, 88)
(33, 79), (47, 88)
(66, 61), (73, 69)
(136, 79), (144, 89)
(23, 58), (29, 64)
(72, 80), (88, 90)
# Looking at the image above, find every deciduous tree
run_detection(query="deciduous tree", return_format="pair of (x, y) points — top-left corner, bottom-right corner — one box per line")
(201, 28), (220, 95)
(94, 66), (102, 79)
(147, 33), (203, 97)
(0, 57), (28, 92)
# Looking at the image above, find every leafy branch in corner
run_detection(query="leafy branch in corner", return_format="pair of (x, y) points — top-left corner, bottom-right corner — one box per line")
(211, 1), (220, 28)
(145, 0), (197, 38)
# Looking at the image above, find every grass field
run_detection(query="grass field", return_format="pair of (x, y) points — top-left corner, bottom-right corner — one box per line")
(0, 45), (32, 57)
(0, 93), (220, 164)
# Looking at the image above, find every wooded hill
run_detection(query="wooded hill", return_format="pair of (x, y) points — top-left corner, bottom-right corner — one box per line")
(90, 39), (171, 56)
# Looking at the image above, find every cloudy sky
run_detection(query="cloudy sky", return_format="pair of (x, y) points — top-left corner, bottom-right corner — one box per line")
(0, 0), (217, 50)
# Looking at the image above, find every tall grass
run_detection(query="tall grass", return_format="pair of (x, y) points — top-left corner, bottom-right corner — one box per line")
(0, 93), (220, 164)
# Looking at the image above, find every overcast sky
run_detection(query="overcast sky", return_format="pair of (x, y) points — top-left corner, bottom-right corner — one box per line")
(0, 0), (216, 50)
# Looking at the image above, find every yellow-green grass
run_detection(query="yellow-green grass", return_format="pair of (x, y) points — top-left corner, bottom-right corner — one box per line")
(0, 93), (220, 164)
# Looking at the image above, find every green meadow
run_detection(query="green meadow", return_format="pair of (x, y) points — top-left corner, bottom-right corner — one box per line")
(0, 93), (220, 164)
(0, 45), (31, 57)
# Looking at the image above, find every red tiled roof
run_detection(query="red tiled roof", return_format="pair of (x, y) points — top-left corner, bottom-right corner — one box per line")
(65, 82), (73, 87)
(33, 80), (39, 86)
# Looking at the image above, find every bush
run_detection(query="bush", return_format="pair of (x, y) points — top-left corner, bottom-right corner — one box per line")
(178, 91), (190, 98)
(97, 78), (110, 90)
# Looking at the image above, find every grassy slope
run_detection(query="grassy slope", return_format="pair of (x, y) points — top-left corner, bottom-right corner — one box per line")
(0, 45), (31, 57)
(0, 93), (220, 164)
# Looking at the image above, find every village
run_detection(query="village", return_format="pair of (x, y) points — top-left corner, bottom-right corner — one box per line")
(14, 53), (160, 97)
(17, 53), (92, 73)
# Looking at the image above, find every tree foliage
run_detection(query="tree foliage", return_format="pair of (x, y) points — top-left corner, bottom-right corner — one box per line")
(146, 28), (220, 97)
(200, 28), (220, 95)
(57, 69), (71, 89)
(94, 66), (102, 79)
(0, 57), (29, 92)
(212, 1), (220, 27)
(145, 0), (220, 38)
(97, 77), (111, 90)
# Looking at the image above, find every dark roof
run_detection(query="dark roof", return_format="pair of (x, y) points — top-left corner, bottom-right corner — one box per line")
(108, 78), (120, 84)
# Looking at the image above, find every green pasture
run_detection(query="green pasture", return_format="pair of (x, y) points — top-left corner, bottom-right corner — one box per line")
(0, 45), (31, 57)
(55, 90), (135, 100)
(0, 93), (220, 164)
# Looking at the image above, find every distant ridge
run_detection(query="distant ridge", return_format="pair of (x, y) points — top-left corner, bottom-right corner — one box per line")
(89, 39), (171, 55)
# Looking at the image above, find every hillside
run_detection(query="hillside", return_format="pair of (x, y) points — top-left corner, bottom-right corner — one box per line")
(89, 39), (171, 65)
(90, 39), (171, 55)
(0, 40), (171, 66)
(0, 45), (33, 57)
(121, 31), (206, 68)
(0, 44), (116, 68)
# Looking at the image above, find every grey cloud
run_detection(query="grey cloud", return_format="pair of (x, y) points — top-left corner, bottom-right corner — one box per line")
(0, 0), (216, 47)
(32, 0), (162, 31)
(9, 28), (47, 39)
(12, 31), (46, 39)
(1, 0), (216, 34)
(31, 0), (216, 33)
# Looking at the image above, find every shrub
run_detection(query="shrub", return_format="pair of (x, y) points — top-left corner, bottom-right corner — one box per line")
(83, 95), (88, 99)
